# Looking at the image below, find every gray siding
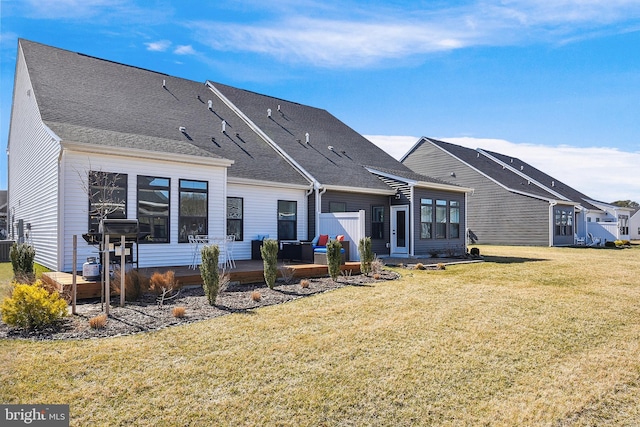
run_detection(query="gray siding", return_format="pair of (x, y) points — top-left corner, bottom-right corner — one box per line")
(403, 142), (552, 246)
(412, 188), (466, 256)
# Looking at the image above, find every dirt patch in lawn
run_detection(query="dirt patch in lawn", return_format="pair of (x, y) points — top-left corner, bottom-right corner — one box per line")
(0, 270), (399, 341)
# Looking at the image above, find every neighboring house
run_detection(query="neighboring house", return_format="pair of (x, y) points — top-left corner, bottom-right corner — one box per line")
(628, 209), (640, 240)
(402, 137), (632, 246)
(7, 40), (471, 272)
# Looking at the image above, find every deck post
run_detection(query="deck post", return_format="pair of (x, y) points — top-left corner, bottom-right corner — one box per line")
(120, 235), (125, 307)
(72, 235), (77, 315)
(104, 233), (110, 315)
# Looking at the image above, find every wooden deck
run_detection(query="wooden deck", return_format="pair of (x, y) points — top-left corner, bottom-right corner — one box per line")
(42, 260), (362, 300)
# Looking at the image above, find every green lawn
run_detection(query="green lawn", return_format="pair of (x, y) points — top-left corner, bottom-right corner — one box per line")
(1, 245), (639, 426)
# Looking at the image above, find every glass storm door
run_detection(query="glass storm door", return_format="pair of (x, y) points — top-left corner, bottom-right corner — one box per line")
(391, 205), (409, 256)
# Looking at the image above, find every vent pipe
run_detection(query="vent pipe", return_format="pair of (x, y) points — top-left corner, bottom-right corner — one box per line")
(208, 100), (213, 110)
(221, 120), (226, 133)
(267, 108), (272, 117)
(179, 126), (186, 133)
(277, 105), (281, 112)
(328, 145), (334, 151)
(163, 79), (166, 88)
(305, 132), (310, 144)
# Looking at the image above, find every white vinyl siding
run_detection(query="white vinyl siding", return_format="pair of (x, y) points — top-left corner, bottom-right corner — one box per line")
(61, 151), (227, 271)
(7, 47), (61, 270)
(227, 182), (308, 260)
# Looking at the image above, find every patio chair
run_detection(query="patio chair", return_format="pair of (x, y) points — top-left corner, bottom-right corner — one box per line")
(574, 234), (586, 246)
(225, 235), (236, 269)
(587, 233), (601, 246)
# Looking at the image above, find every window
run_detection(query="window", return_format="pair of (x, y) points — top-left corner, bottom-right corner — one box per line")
(554, 207), (573, 236)
(227, 197), (243, 241)
(436, 200), (447, 239)
(278, 200), (297, 240)
(88, 171), (127, 233)
(138, 176), (170, 243)
(450, 201), (460, 239)
(420, 198), (433, 239)
(372, 206), (384, 239)
(619, 215), (629, 235)
(179, 180), (208, 243)
(329, 201), (346, 213)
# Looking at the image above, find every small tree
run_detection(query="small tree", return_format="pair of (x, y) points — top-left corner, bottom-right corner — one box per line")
(10, 243), (36, 282)
(201, 245), (220, 305)
(326, 239), (343, 280)
(260, 239), (279, 289)
(149, 271), (180, 307)
(358, 237), (374, 275)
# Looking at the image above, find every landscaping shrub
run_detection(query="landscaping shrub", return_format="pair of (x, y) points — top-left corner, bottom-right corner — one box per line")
(172, 307), (186, 318)
(415, 263), (425, 270)
(251, 291), (261, 302)
(10, 243), (36, 282)
(89, 314), (107, 329)
(326, 239), (343, 280)
(605, 241), (617, 248)
(260, 239), (279, 289)
(300, 279), (310, 289)
(358, 237), (374, 275)
(0, 280), (67, 330)
(201, 245), (220, 305)
(111, 269), (149, 302)
(149, 271), (179, 307)
(371, 257), (385, 275)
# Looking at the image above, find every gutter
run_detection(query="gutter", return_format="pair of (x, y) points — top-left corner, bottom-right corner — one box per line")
(61, 140), (234, 168)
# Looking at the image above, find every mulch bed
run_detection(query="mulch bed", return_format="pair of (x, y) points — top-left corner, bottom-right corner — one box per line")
(0, 270), (399, 341)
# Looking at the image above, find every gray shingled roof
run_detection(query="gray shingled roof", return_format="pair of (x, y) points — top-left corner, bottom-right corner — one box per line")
(213, 82), (429, 192)
(20, 39), (309, 186)
(480, 149), (601, 210)
(422, 138), (564, 200)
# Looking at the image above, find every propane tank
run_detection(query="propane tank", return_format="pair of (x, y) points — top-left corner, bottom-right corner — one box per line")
(82, 257), (101, 281)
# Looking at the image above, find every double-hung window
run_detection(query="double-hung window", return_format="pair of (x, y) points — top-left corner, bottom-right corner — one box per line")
(372, 206), (384, 239)
(137, 176), (170, 243)
(227, 197), (243, 241)
(420, 199), (433, 239)
(278, 200), (297, 240)
(88, 171), (127, 233)
(435, 200), (447, 239)
(450, 201), (460, 239)
(179, 180), (208, 243)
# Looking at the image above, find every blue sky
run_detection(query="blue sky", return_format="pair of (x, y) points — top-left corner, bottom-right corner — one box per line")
(1, 0), (639, 202)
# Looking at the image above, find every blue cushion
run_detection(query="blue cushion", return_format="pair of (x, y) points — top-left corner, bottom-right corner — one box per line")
(313, 247), (344, 254)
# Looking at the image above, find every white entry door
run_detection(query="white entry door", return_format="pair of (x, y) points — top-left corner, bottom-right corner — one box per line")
(390, 205), (409, 256)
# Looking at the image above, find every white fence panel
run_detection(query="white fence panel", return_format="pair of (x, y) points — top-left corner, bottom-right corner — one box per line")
(318, 210), (365, 261)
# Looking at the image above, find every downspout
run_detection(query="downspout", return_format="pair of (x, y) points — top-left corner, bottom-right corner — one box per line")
(409, 184), (415, 257)
(549, 201), (558, 247)
(464, 191), (468, 254)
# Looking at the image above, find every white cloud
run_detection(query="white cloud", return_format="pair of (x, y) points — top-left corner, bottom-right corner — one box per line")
(366, 135), (640, 203)
(189, 1), (640, 68)
(173, 45), (196, 55)
(145, 40), (171, 52)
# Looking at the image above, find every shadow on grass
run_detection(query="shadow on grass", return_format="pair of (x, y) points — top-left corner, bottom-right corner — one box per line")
(482, 255), (548, 264)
